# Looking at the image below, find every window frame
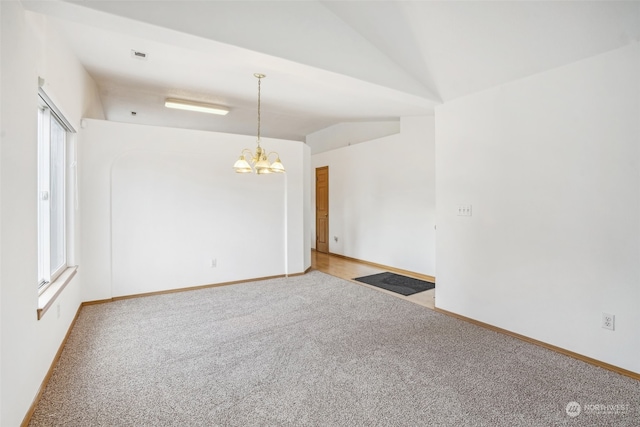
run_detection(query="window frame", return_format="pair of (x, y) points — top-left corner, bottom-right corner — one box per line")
(37, 89), (75, 295)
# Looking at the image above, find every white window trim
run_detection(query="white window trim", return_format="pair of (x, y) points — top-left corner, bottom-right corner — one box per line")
(37, 88), (78, 318)
(37, 266), (78, 320)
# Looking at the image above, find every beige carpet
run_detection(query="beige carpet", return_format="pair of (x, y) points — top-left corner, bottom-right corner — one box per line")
(30, 271), (639, 426)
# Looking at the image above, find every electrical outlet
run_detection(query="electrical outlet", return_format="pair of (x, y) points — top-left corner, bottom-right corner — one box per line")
(56, 303), (61, 319)
(602, 313), (615, 331)
(334, 236), (338, 242)
(210, 258), (217, 268)
(457, 205), (472, 216)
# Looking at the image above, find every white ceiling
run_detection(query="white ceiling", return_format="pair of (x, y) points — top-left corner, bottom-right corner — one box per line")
(22, 0), (640, 142)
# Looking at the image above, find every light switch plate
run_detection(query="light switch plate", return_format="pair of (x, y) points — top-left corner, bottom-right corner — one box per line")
(457, 205), (472, 216)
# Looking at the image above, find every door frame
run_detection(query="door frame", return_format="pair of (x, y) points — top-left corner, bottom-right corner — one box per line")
(315, 166), (329, 254)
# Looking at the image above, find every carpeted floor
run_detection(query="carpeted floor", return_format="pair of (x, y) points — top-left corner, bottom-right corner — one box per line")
(30, 271), (639, 426)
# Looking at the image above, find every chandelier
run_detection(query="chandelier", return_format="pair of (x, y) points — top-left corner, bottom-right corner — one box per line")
(233, 74), (285, 174)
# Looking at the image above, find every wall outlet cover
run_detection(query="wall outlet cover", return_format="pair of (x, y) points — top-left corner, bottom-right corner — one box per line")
(602, 313), (615, 331)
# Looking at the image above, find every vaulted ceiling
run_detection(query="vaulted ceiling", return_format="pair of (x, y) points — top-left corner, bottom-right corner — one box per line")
(23, 0), (640, 142)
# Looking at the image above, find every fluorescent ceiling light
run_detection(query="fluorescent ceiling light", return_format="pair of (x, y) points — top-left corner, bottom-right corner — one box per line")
(165, 98), (229, 115)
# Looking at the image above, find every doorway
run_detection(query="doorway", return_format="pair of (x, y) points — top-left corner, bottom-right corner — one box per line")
(315, 166), (329, 254)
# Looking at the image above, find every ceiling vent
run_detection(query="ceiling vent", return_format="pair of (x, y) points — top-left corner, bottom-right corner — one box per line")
(131, 50), (148, 60)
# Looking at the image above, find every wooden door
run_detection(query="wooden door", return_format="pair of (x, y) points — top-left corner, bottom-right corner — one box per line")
(316, 166), (329, 254)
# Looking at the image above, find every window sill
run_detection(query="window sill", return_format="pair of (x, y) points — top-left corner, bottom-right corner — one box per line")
(37, 266), (78, 320)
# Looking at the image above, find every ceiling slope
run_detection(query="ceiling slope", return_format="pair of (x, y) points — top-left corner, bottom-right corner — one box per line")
(22, 0), (441, 141)
(53, 0), (440, 101)
(326, 1), (640, 102)
(20, 0), (640, 141)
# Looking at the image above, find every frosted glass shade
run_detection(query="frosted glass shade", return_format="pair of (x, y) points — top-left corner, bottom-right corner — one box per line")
(233, 157), (252, 173)
(270, 158), (285, 173)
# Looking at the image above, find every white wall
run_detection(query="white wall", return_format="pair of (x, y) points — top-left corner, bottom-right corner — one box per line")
(311, 116), (436, 276)
(303, 146), (312, 270)
(0, 2), (104, 425)
(436, 43), (640, 373)
(306, 120), (400, 154)
(80, 119), (310, 301)
(0, 1), (3, 422)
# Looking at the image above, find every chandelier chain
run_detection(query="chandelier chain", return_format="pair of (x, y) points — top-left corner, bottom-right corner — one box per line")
(257, 76), (261, 142)
(233, 73), (284, 174)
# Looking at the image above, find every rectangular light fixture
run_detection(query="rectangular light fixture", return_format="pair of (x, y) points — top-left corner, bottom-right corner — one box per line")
(165, 98), (229, 115)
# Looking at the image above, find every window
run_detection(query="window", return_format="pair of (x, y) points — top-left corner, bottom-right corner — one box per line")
(38, 90), (74, 292)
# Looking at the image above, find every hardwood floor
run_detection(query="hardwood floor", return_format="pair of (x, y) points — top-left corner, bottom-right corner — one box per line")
(311, 251), (435, 309)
